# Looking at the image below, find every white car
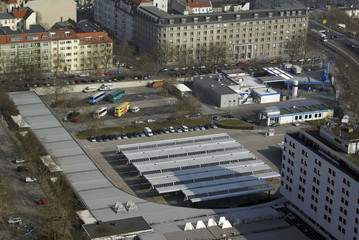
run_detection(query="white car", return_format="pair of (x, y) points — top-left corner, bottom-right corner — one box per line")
(146, 118), (155, 123)
(8, 217), (22, 224)
(293, 121), (299, 127)
(79, 72), (89, 77)
(131, 106), (140, 113)
(25, 177), (37, 183)
(168, 126), (175, 133)
(15, 158), (25, 164)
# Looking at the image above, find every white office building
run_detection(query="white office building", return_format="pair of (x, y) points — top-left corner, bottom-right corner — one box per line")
(281, 125), (359, 240)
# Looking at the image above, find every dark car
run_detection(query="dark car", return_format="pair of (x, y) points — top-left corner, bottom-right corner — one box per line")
(204, 124), (211, 129)
(101, 135), (109, 142)
(121, 133), (128, 139)
(17, 166), (29, 172)
(115, 134), (121, 140)
(132, 131), (140, 138)
(107, 134), (114, 140)
(81, 80), (89, 84)
(209, 123), (218, 129)
(127, 133), (133, 138)
(96, 136), (103, 142)
(222, 114), (234, 118)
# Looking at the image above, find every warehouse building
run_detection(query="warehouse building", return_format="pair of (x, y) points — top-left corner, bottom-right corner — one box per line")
(117, 133), (280, 204)
(193, 73), (280, 108)
(259, 100), (334, 126)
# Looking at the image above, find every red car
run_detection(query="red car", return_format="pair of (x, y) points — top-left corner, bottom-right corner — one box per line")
(74, 80), (81, 84)
(105, 72), (114, 76)
(14, 77), (22, 82)
(236, 61), (247, 66)
(157, 129), (164, 134)
(37, 199), (50, 205)
(95, 72), (103, 76)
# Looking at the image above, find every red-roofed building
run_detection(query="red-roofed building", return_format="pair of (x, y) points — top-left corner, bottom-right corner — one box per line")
(171, 0), (213, 14)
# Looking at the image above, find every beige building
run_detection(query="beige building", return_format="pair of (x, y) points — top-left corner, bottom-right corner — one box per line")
(0, 7), (36, 31)
(26, 0), (76, 29)
(134, 0), (309, 65)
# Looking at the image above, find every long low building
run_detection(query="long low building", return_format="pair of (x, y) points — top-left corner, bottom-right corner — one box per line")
(118, 133), (280, 203)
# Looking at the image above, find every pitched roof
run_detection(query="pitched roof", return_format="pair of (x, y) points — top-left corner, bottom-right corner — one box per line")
(5, 0), (17, 4)
(180, 0), (211, 8)
(77, 31), (113, 44)
(13, 8), (33, 20)
(0, 32), (50, 44)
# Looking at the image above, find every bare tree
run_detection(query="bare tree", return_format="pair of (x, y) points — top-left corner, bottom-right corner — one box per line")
(287, 35), (306, 61)
(137, 52), (157, 79)
(113, 41), (133, 70)
(99, 43), (113, 73)
(207, 43), (228, 69)
(155, 42), (173, 68)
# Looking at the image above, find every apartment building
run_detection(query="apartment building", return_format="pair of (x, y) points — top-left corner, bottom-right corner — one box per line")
(133, 0), (308, 64)
(0, 0), (25, 13)
(0, 21), (113, 75)
(0, 24), (51, 75)
(281, 125), (359, 240)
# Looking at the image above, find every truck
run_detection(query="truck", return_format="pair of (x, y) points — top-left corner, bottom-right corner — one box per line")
(292, 65), (302, 74)
(150, 81), (165, 88)
(311, 29), (328, 42)
(98, 83), (114, 91)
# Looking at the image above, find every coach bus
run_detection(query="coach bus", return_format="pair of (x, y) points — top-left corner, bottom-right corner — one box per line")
(108, 89), (125, 103)
(114, 102), (130, 117)
(93, 107), (107, 119)
(89, 92), (106, 104)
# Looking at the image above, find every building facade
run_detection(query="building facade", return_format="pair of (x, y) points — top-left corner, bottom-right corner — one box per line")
(281, 125), (359, 240)
(134, 2), (308, 64)
(0, 21), (113, 75)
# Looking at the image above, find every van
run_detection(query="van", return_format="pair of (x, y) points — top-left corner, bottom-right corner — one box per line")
(83, 86), (97, 93)
(130, 106), (140, 113)
(99, 84), (114, 91)
(144, 127), (153, 137)
(93, 107), (107, 119)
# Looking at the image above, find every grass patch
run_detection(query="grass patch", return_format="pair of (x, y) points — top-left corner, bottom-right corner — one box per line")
(76, 116), (212, 139)
(219, 119), (245, 125)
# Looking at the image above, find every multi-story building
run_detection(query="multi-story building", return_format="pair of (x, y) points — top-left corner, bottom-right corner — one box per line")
(0, 20), (113, 75)
(0, 7), (36, 31)
(0, 0), (25, 13)
(94, 0), (166, 42)
(0, 24), (51, 75)
(281, 125), (359, 240)
(133, 0), (308, 64)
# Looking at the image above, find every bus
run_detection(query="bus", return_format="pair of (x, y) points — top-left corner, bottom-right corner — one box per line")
(89, 92), (106, 104)
(93, 107), (107, 119)
(108, 89), (125, 103)
(115, 102), (130, 117)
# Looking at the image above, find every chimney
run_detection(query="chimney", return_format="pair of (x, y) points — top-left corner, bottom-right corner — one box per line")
(61, 17), (63, 22)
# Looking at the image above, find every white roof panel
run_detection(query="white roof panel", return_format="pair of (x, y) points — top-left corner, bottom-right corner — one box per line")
(67, 170), (113, 191)
(17, 103), (52, 117)
(24, 115), (62, 130)
(34, 127), (73, 143)
(57, 155), (98, 173)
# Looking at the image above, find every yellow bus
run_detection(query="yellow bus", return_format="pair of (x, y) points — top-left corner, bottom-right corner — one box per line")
(114, 102), (130, 117)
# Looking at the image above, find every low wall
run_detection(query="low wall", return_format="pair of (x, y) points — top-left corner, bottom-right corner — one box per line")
(32, 80), (156, 95)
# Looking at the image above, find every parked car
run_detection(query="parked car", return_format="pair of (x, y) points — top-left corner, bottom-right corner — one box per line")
(25, 177), (37, 183)
(107, 134), (115, 140)
(130, 106), (140, 113)
(168, 126), (175, 133)
(174, 126), (183, 133)
(115, 134), (121, 140)
(8, 217), (22, 224)
(105, 72), (114, 75)
(74, 80), (81, 84)
(181, 126), (189, 132)
(157, 129), (164, 134)
(95, 72), (103, 76)
(37, 199), (50, 205)
(292, 121), (299, 127)
(127, 133), (133, 138)
(192, 113), (201, 117)
(96, 136), (103, 142)
(17, 166), (29, 172)
(132, 131), (140, 138)
(88, 136), (96, 142)
(15, 158), (25, 164)
(146, 118), (156, 123)
(209, 123), (218, 129)
(138, 131), (145, 137)
(121, 133), (128, 139)
(163, 128), (169, 134)
(101, 135), (109, 142)
(199, 124), (205, 130)
(79, 72), (89, 77)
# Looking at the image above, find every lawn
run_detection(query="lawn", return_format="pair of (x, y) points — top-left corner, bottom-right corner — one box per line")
(76, 116), (212, 139)
(219, 119), (245, 126)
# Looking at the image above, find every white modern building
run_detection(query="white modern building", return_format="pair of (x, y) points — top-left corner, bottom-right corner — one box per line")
(259, 100), (334, 126)
(281, 125), (359, 240)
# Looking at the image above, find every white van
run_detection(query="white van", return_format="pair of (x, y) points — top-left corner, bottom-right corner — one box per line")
(144, 127), (153, 137)
(93, 107), (108, 119)
(83, 86), (97, 93)
(99, 84), (114, 91)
